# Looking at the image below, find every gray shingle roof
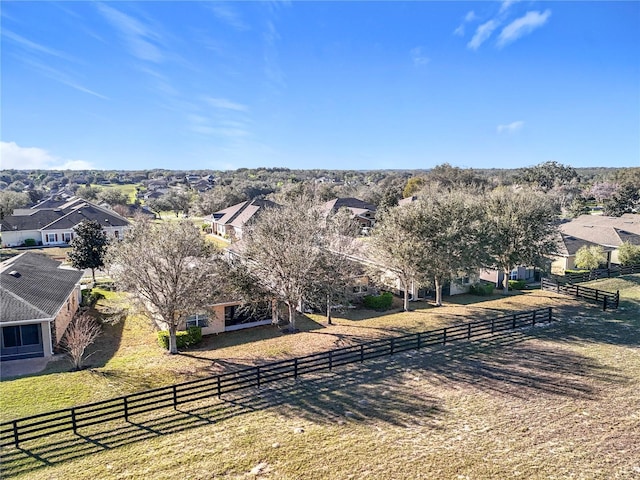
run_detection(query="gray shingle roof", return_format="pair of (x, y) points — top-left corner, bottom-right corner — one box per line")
(0, 253), (83, 323)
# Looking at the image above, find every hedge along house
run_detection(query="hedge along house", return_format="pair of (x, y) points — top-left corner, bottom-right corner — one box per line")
(1, 196), (129, 247)
(0, 252), (83, 361)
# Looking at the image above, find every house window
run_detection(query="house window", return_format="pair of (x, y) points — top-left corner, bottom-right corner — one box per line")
(224, 303), (270, 327)
(352, 285), (368, 294)
(2, 325), (41, 348)
(63, 232), (72, 243)
(186, 313), (209, 328)
(510, 270), (519, 280)
(114, 231), (119, 239)
(45, 233), (59, 243)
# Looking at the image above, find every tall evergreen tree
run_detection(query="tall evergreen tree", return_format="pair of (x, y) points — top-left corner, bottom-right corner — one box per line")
(67, 220), (109, 283)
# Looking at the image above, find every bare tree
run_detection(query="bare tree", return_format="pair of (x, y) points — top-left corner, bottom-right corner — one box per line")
(106, 219), (222, 353)
(61, 313), (102, 370)
(240, 198), (343, 331)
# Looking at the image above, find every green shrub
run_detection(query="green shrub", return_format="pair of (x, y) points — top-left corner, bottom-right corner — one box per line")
(81, 289), (105, 306)
(157, 326), (203, 350)
(469, 283), (495, 296)
(508, 280), (526, 290)
(565, 269), (590, 274)
(363, 292), (394, 310)
(23, 238), (36, 247)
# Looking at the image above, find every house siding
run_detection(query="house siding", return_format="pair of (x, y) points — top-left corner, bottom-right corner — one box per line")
(1, 230), (41, 247)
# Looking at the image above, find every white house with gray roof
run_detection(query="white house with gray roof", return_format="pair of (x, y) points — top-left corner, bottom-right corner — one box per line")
(0, 253), (83, 361)
(1, 196), (129, 247)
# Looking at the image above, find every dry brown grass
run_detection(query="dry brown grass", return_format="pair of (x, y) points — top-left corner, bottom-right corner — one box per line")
(2, 279), (639, 479)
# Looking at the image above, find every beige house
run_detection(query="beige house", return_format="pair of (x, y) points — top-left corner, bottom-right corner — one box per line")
(0, 253), (83, 361)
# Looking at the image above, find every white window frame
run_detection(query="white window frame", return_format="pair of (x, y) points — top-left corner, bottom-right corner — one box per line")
(186, 313), (209, 328)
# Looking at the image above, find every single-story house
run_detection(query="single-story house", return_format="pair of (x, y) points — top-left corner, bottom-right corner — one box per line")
(550, 233), (615, 275)
(208, 199), (278, 240)
(558, 213), (640, 265)
(1, 196), (130, 247)
(320, 198), (377, 230)
(0, 252), (83, 361)
(479, 266), (541, 287)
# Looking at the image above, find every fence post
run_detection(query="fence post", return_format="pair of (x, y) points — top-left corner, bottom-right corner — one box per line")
(616, 290), (620, 309)
(548, 307), (552, 322)
(468, 323), (472, 339)
(443, 328), (447, 345)
(13, 420), (19, 449)
(294, 358), (299, 379)
(360, 344), (364, 363)
(417, 332), (422, 350)
(71, 408), (77, 435)
(390, 338), (395, 355)
(575, 285), (579, 298)
(491, 319), (495, 334)
(603, 295), (608, 311)
(256, 366), (261, 388)
(124, 397), (129, 422)
(328, 351), (333, 371)
(173, 385), (178, 409)
(512, 314), (516, 330)
(595, 290), (598, 303)
(217, 376), (221, 399)
(532, 310), (536, 327)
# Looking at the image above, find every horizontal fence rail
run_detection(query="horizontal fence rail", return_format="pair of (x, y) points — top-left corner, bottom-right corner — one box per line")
(541, 277), (619, 311)
(0, 307), (553, 449)
(557, 264), (640, 284)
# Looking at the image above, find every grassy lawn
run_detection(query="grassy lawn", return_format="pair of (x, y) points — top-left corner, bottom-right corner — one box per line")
(91, 183), (139, 203)
(0, 246), (71, 263)
(1, 277), (639, 478)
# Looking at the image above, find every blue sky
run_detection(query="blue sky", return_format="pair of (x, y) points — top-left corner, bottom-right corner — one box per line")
(1, 1), (639, 171)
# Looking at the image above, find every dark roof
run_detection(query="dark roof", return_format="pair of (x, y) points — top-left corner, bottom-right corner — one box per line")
(322, 198), (377, 213)
(0, 253), (83, 323)
(212, 199), (277, 227)
(555, 234), (611, 256)
(1, 197), (129, 232)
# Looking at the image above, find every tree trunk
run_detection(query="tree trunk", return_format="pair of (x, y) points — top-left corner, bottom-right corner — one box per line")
(287, 302), (296, 331)
(326, 293), (332, 325)
(168, 324), (178, 354)
(91, 267), (96, 284)
(271, 299), (279, 325)
(502, 269), (510, 295)
(434, 277), (443, 306)
(402, 279), (410, 312)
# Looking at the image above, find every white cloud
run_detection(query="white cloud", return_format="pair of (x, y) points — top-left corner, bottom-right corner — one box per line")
(2, 29), (76, 62)
(467, 20), (500, 50)
(499, 0), (520, 14)
(203, 97), (249, 112)
(497, 120), (525, 134)
(96, 3), (164, 63)
(465, 10), (478, 22)
(497, 10), (551, 48)
(410, 47), (430, 66)
(453, 25), (465, 37)
(209, 3), (249, 31)
(1, 142), (94, 170)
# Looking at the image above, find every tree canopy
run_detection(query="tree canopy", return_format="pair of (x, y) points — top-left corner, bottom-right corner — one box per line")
(67, 220), (109, 283)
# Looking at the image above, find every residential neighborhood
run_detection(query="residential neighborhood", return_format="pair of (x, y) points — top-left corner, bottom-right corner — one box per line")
(1, 1), (639, 478)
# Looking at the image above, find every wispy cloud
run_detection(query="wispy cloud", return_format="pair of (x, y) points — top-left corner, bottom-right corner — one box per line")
(208, 2), (249, 31)
(203, 97), (249, 112)
(499, 0), (520, 14)
(17, 56), (108, 100)
(2, 29), (76, 62)
(96, 3), (164, 63)
(454, 10), (478, 37)
(497, 10), (552, 48)
(497, 120), (524, 134)
(410, 47), (430, 66)
(467, 20), (500, 50)
(1, 141), (94, 170)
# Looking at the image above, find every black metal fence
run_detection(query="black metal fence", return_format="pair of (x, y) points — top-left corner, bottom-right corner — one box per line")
(0, 307), (553, 449)
(541, 277), (619, 310)
(558, 264), (640, 284)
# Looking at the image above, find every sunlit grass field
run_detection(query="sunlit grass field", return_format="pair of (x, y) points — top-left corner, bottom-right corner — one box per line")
(1, 276), (638, 479)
